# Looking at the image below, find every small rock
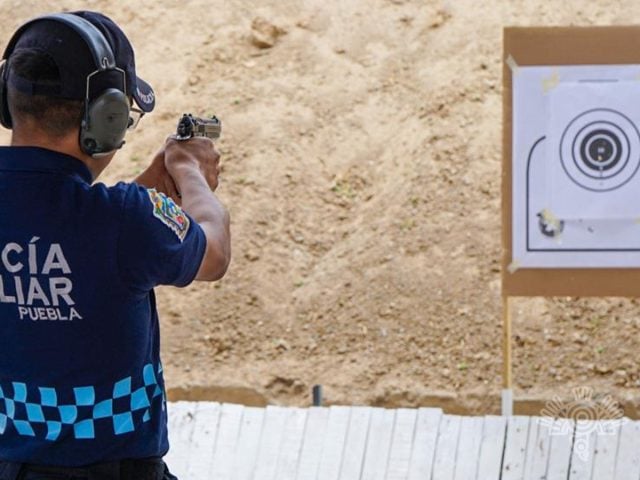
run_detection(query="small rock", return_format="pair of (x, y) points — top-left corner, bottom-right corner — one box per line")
(614, 370), (628, 386)
(214, 51), (231, 62)
(250, 17), (286, 49)
(244, 250), (260, 262)
(429, 9), (451, 29)
(545, 335), (562, 346)
(572, 332), (587, 345)
(473, 351), (490, 361)
(595, 364), (613, 375)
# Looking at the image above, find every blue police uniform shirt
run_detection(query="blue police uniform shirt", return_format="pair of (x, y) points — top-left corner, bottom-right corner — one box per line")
(0, 147), (206, 466)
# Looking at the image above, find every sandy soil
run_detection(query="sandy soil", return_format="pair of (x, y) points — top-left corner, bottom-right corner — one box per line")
(2, 0), (640, 415)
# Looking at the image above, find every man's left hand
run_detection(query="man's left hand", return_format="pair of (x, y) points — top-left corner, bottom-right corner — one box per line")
(133, 147), (182, 204)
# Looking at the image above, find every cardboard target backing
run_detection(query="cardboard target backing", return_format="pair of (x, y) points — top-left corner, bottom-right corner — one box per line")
(503, 27), (640, 296)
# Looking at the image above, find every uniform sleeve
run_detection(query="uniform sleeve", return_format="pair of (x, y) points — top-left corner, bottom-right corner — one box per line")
(116, 183), (207, 291)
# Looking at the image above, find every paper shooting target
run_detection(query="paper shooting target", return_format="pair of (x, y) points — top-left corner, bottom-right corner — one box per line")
(559, 109), (640, 192)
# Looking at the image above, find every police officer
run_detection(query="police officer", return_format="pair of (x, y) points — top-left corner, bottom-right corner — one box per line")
(0, 10), (230, 480)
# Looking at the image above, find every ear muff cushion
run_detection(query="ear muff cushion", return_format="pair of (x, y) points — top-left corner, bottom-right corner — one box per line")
(80, 88), (129, 156)
(0, 62), (12, 129)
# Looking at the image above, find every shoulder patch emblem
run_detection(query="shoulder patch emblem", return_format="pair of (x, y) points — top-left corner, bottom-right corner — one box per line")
(146, 188), (190, 242)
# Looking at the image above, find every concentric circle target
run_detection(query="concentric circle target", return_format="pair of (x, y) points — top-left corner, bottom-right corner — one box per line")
(559, 109), (640, 191)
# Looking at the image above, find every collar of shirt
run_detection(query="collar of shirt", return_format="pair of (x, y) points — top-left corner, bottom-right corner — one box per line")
(0, 146), (93, 184)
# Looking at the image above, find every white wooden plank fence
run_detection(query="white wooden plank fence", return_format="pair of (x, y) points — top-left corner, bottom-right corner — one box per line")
(165, 402), (640, 480)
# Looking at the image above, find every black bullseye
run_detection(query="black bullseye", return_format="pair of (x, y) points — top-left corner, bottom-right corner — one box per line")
(580, 129), (621, 172)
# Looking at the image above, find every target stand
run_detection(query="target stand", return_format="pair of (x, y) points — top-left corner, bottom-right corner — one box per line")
(503, 26), (640, 416)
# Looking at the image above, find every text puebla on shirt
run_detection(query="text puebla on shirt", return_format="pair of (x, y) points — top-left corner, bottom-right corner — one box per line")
(0, 237), (82, 321)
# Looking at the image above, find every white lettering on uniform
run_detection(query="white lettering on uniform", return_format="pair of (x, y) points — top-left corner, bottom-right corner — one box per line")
(0, 276), (16, 303)
(1, 243), (23, 273)
(28, 237), (39, 275)
(14, 276), (24, 305)
(17, 306), (78, 321)
(49, 278), (74, 306)
(27, 278), (50, 306)
(42, 244), (71, 274)
(1, 241), (81, 321)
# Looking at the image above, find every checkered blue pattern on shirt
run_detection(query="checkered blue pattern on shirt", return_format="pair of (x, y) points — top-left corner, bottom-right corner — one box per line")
(0, 363), (164, 441)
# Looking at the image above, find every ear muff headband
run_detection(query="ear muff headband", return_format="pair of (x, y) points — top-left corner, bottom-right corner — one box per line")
(0, 13), (130, 156)
(0, 61), (10, 129)
(2, 13), (116, 70)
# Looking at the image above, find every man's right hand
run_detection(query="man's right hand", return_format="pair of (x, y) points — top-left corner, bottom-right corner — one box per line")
(164, 136), (221, 192)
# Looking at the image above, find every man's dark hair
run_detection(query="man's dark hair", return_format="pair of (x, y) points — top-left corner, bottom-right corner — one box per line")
(7, 48), (83, 137)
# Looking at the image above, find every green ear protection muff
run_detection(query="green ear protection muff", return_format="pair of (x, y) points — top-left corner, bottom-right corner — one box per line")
(0, 13), (130, 157)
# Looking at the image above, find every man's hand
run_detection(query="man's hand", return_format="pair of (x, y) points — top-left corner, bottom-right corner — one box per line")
(164, 136), (221, 192)
(133, 146), (181, 203)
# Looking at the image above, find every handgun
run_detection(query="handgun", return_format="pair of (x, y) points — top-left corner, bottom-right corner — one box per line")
(175, 113), (221, 141)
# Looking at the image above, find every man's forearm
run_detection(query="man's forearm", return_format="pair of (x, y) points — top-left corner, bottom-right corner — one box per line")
(173, 166), (231, 280)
